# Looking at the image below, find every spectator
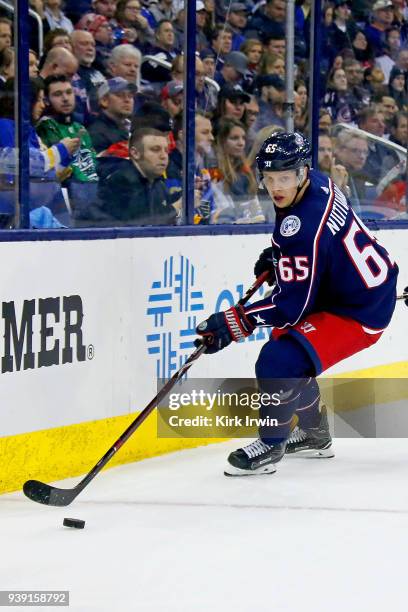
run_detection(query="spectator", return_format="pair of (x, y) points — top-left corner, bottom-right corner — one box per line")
(166, 112), (215, 225)
(294, 90), (308, 133)
(206, 24), (233, 71)
(215, 51), (249, 89)
(0, 48), (14, 87)
(243, 94), (260, 152)
(70, 30), (106, 120)
(388, 66), (408, 108)
(92, 0), (118, 20)
(29, 50), (39, 78)
(88, 77), (136, 153)
(343, 58), (371, 110)
(114, 0), (154, 49)
(240, 38), (264, 74)
(381, 109), (407, 171)
(335, 130), (369, 212)
(195, 111), (216, 168)
(44, 1), (74, 34)
(195, 56), (218, 113)
(318, 108), (333, 131)
(86, 15), (115, 73)
(394, 48), (408, 86)
(160, 80), (183, 119)
(196, 2), (210, 52)
(295, 80), (308, 114)
(108, 44), (141, 87)
(43, 28), (73, 54)
(200, 48), (216, 79)
(226, 3), (250, 52)
(212, 117), (264, 223)
(141, 20), (178, 83)
(168, 54), (216, 113)
(245, 0), (286, 41)
(323, 67), (357, 123)
(0, 18), (12, 52)
(323, 2), (334, 28)
(389, 110), (408, 146)
(351, 30), (374, 67)
(262, 33), (286, 58)
(363, 64), (387, 97)
(376, 27), (401, 81)
(358, 105), (387, 182)
(172, 6), (185, 52)
(97, 127), (178, 225)
(254, 74), (285, 129)
(214, 84), (250, 127)
(39, 47), (78, 80)
(147, 0), (177, 28)
(364, 0), (395, 56)
(327, 0), (357, 56)
(37, 75), (98, 183)
(0, 77), (78, 180)
(317, 130), (349, 193)
(376, 93), (398, 128)
(259, 52), (285, 78)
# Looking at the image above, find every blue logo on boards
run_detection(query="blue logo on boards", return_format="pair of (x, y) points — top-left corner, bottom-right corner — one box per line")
(146, 256), (204, 379)
(146, 256), (269, 379)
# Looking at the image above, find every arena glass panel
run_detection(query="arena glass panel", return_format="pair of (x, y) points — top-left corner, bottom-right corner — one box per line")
(330, 124), (408, 222)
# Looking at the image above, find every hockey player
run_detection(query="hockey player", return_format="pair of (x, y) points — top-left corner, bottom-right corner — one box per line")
(195, 132), (399, 476)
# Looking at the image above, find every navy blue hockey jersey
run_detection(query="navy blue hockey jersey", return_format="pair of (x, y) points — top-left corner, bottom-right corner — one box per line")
(245, 170), (399, 330)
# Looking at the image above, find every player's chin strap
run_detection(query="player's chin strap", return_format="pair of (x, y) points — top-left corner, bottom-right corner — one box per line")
(288, 166), (308, 207)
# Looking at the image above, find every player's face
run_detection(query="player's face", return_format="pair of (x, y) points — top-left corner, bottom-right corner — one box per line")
(262, 170), (300, 208)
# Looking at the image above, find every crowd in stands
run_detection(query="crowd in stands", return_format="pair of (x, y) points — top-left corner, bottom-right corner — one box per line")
(0, 0), (407, 228)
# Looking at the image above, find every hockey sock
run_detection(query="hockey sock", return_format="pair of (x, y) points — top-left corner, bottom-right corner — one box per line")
(295, 378), (321, 430)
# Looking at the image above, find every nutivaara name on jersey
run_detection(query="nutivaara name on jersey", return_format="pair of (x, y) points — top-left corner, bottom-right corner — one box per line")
(326, 184), (349, 236)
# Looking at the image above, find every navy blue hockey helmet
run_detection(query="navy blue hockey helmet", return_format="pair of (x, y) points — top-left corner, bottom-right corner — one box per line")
(256, 132), (312, 174)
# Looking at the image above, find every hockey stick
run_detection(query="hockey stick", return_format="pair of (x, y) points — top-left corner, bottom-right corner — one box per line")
(397, 286), (408, 305)
(23, 271), (271, 507)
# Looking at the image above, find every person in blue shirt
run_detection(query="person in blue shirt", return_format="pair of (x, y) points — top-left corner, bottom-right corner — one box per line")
(195, 132), (399, 476)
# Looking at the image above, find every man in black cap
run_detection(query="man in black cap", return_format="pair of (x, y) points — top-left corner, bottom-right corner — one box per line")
(88, 77), (137, 154)
(217, 83), (250, 123)
(255, 74), (285, 130)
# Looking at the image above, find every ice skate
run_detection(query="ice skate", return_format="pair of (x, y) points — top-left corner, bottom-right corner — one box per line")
(285, 406), (334, 458)
(224, 439), (286, 476)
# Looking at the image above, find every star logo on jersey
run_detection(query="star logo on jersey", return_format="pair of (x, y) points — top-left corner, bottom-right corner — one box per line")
(280, 215), (301, 237)
(321, 186), (330, 194)
(253, 314), (266, 325)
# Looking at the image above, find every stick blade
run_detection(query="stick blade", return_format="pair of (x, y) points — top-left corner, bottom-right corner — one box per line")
(23, 480), (77, 507)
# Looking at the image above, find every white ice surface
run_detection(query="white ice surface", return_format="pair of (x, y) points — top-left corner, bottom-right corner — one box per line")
(1, 439), (408, 612)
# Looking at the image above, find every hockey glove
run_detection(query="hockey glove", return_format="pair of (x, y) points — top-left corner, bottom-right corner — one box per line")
(195, 306), (255, 354)
(254, 247), (276, 286)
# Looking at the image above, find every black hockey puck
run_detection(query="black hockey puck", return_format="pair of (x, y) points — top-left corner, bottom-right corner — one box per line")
(63, 518), (85, 529)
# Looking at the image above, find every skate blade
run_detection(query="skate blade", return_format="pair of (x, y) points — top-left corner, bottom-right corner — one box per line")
(287, 447), (335, 458)
(224, 463), (277, 477)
